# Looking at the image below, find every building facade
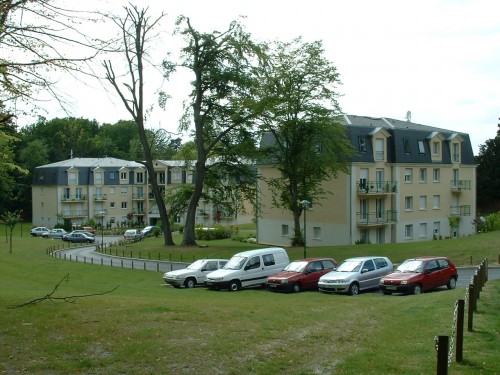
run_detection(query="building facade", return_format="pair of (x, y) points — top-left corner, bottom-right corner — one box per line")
(256, 115), (477, 246)
(31, 158), (252, 230)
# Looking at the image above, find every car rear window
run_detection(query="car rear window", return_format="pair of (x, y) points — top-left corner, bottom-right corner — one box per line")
(374, 258), (388, 269)
(263, 254), (275, 266)
(322, 260), (336, 270)
(437, 258), (450, 268)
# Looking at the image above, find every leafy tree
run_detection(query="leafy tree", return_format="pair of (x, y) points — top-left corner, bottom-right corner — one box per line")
(256, 38), (354, 246)
(1, 210), (21, 253)
(476, 123), (500, 210)
(165, 17), (262, 246)
(103, 5), (174, 246)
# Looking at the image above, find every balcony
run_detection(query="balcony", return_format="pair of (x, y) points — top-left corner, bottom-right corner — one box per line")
(132, 193), (145, 200)
(62, 210), (88, 218)
(133, 209), (145, 216)
(450, 180), (471, 192)
(356, 210), (398, 227)
(450, 205), (471, 216)
(93, 210), (108, 217)
(357, 180), (398, 195)
(61, 195), (87, 202)
(94, 194), (107, 201)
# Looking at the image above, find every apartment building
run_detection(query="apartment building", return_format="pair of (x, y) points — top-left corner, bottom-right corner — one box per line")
(31, 158), (251, 229)
(256, 115), (476, 246)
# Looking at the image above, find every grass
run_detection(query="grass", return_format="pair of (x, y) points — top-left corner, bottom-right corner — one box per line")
(1, 226), (499, 374)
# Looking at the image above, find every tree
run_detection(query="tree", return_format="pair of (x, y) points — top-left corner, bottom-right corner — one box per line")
(1, 210), (21, 253)
(476, 122), (500, 210)
(0, 0), (109, 121)
(166, 17), (262, 246)
(103, 5), (174, 246)
(256, 38), (354, 246)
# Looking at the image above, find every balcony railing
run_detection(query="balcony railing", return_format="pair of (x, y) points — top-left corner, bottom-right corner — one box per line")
(61, 195), (87, 202)
(357, 181), (398, 195)
(450, 205), (471, 216)
(93, 194), (107, 201)
(132, 193), (145, 200)
(356, 210), (398, 226)
(93, 210), (108, 217)
(133, 209), (145, 215)
(450, 180), (471, 191)
(62, 210), (88, 218)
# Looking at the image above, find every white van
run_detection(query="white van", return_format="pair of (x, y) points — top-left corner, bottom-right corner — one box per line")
(205, 248), (289, 291)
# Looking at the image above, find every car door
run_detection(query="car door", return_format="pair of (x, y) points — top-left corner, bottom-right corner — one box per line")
(358, 259), (377, 290)
(302, 261), (324, 290)
(423, 259), (441, 290)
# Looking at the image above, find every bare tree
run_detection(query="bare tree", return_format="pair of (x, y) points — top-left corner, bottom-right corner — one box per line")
(103, 5), (174, 246)
(0, 0), (111, 122)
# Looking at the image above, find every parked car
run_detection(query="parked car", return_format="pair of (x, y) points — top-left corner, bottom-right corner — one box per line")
(30, 227), (50, 237)
(163, 259), (228, 288)
(63, 232), (95, 243)
(266, 257), (338, 293)
(124, 229), (143, 242)
(63, 230), (95, 241)
(42, 228), (67, 239)
(142, 225), (160, 237)
(318, 256), (393, 295)
(82, 226), (96, 234)
(206, 248), (290, 291)
(379, 256), (458, 295)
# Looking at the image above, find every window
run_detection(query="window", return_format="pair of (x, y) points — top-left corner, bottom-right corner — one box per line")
(109, 172), (115, 180)
(433, 141), (440, 155)
(418, 140), (425, 154)
(433, 222), (441, 237)
(362, 260), (375, 272)
(68, 172), (77, 185)
(419, 168), (427, 183)
(109, 187), (115, 194)
(95, 171), (103, 184)
(452, 143), (460, 162)
(374, 258), (388, 269)
(313, 226), (321, 239)
(425, 260), (439, 273)
(322, 260), (336, 270)
(281, 225), (289, 236)
(110, 202), (115, 208)
(404, 168), (413, 183)
(120, 172), (127, 180)
(405, 196), (413, 211)
(358, 136), (367, 152)
(263, 254), (275, 266)
(247, 256), (261, 269)
(375, 139), (384, 160)
(433, 168), (440, 182)
(419, 196), (427, 210)
(419, 223), (427, 238)
(405, 224), (413, 239)
(136, 172), (144, 184)
(96, 187), (103, 199)
(433, 195), (440, 209)
(403, 138), (411, 154)
(121, 187), (128, 195)
(75, 188), (83, 199)
(121, 202), (127, 209)
(159, 172), (165, 184)
(437, 258), (450, 269)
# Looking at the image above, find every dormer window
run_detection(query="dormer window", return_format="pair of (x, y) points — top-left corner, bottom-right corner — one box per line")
(433, 141), (440, 156)
(452, 143), (460, 162)
(418, 140), (425, 154)
(358, 136), (367, 152)
(403, 138), (411, 154)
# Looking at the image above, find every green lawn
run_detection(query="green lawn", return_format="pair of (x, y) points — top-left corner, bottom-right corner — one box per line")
(1, 227), (499, 374)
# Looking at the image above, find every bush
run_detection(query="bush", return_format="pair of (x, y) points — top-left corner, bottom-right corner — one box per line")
(195, 225), (230, 241)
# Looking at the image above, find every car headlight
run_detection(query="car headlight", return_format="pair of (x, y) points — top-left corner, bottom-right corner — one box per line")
(280, 279), (288, 284)
(401, 280), (409, 285)
(208, 277), (223, 281)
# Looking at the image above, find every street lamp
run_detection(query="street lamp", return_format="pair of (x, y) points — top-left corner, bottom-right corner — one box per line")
(99, 211), (105, 249)
(300, 200), (310, 258)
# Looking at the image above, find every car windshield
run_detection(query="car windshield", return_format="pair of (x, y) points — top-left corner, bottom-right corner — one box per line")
(283, 261), (308, 273)
(224, 256), (247, 270)
(336, 260), (362, 272)
(187, 260), (205, 270)
(396, 260), (425, 273)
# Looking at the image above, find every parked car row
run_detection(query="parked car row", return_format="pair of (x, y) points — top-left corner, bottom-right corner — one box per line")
(30, 227), (95, 240)
(163, 248), (458, 296)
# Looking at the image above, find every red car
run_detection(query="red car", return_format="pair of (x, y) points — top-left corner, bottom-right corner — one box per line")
(379, 256), (458, 295)
(266, 258), (338, 293)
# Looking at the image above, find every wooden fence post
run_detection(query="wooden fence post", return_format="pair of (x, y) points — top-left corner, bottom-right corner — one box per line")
(456, 299), (464, 362)
(468, 284), (474, 332)
(436, 335), (449, 375)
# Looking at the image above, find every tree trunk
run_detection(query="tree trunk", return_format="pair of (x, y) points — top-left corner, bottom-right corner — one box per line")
(181, 160), (205, 246)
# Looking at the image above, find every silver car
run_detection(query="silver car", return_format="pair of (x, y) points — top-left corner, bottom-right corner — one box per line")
(163, 259), (228, 288)
(42, 228), (67, 239)
(318, 256), (393, 295)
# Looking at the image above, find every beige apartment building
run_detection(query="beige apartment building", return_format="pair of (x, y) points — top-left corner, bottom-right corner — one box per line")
(256, 115), (477, 246)
(31, 158), (252, 230)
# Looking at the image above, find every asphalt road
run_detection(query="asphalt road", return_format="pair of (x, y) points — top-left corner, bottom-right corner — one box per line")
(52, 237), (500, 289)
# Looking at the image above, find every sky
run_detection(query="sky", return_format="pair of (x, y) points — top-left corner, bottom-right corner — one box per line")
(18, 0), (500, 155)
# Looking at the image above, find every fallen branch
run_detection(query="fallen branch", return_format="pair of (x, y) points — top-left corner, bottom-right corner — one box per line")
(8, 274), (119, 309)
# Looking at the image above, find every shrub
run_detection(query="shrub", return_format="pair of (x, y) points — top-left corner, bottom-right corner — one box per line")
(195, 225), (230, 241)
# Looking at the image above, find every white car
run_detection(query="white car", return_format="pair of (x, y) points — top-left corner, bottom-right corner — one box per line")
(42, 228), (67, 239)
(163, 259), (228, 288)
(124, 229), (143, 242)
(318, 256), (393, 295)
(30, 227), (50, 237)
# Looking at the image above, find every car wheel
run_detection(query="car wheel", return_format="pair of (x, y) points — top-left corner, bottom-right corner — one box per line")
(413, 284), (422, 295)
(228, 280), (240, 292)
(447, 277), (457, 290)
(291, 283), (302, 293)
(184, 278), (196, 289)
(348, 282), (359, 296)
